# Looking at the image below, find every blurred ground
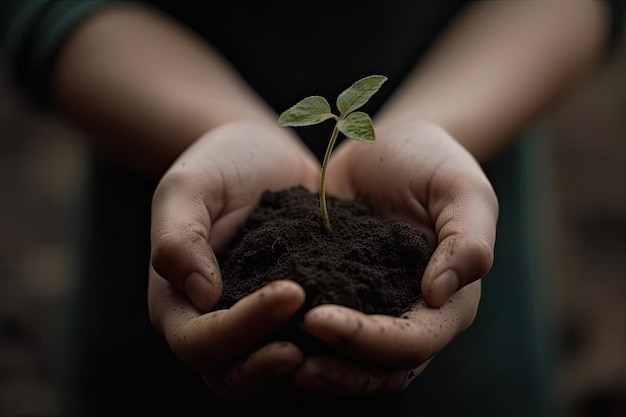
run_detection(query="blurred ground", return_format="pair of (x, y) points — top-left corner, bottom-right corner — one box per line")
(0, 70), (88, 416)
(0, 46), (624, 417)
(546, 47), (626, 416)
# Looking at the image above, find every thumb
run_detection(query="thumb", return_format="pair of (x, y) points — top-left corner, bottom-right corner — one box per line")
(421, 176), (498, 307)
(150, 170), (223, 312)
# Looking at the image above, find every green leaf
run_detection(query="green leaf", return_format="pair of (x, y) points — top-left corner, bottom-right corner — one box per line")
(337, 111), (375, 142)
(336, 75), (387, 116)
(277, 96), (336, 127)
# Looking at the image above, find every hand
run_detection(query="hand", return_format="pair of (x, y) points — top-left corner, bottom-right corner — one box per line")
(147, 121), (320, 399)
(290, 121), (497, 395)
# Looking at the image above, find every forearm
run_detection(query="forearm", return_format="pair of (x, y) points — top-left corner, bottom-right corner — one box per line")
(374, 0), (611, 164)
(52, 4), (281, 176)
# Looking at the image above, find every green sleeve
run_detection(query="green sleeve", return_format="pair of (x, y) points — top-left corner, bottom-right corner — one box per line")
(0, 1), (124, 106)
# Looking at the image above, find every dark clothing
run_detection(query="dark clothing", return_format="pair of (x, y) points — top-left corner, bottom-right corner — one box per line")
(0, 1), (623, 416)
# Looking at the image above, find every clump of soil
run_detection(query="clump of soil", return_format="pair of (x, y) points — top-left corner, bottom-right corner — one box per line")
(215, 186), (434, 354)
(217, 186), (433, 320)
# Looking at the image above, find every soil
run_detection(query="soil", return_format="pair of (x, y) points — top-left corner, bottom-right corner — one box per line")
(216, 186), (433, 351)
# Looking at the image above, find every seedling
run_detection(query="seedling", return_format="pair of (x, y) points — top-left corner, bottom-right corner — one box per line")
(278, 75), (387, 233)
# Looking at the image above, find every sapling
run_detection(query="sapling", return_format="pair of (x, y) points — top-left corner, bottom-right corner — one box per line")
(278, 74), (387, 233)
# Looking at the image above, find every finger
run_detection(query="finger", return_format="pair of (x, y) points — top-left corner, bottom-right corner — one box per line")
(302, 282), (480, 369)
(207, 341), (304, 400)
(293, 356), (432, 396)
(150, 162), (225, 311)
(421, 173), (498, 307)
(151, 277), (305, 371)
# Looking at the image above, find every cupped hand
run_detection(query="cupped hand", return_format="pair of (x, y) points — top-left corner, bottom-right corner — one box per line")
(291, 121), (497, 395)
(148, 121), (320, 399)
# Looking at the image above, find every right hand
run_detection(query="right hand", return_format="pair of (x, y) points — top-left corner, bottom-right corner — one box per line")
(147, 121), (320, 399)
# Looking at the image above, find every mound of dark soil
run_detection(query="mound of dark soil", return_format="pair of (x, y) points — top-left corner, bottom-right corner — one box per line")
(217, 186), (432, 318)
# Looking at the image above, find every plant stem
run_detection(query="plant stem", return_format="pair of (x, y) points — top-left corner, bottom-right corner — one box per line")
(319, 123), (340, 233)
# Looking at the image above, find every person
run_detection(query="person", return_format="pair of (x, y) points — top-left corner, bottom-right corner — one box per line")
(0, 1), (622, 416)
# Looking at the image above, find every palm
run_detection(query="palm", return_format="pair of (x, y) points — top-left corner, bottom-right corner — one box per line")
(327, 122), (497, 304)
(160, 122), (320, 251)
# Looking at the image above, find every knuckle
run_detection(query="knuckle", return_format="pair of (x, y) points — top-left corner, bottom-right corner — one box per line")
(152, 169), (192, 204)
(151, 224), (208, 280)
(466, 235), (494, 279)
(151, 231), (185, 276)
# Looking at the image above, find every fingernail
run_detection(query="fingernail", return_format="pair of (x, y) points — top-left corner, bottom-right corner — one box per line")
(431, 270), (459, 304)
(184, 272), (213, 310)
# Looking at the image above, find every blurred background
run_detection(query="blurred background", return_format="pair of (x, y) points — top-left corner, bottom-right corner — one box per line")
(0, 32), (624, 417)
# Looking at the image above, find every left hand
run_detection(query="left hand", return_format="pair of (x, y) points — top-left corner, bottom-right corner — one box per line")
(291, 121), (498, 395)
